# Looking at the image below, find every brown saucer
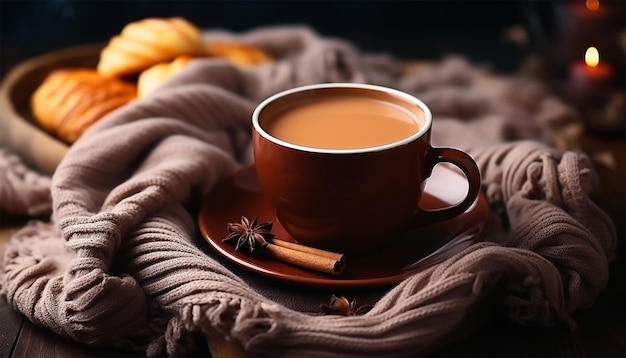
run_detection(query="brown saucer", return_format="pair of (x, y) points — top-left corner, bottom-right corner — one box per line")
(198, 164), (490, 288)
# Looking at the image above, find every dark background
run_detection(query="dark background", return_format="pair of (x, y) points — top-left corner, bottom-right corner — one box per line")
(2, 0), (625, 79)
(1, 0), (537, 79)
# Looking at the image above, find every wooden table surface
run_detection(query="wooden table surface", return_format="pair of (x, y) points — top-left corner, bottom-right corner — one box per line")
(1, 129), (624, 358)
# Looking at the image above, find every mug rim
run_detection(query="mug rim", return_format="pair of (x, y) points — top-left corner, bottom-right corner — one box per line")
(252, 83), (433, 154)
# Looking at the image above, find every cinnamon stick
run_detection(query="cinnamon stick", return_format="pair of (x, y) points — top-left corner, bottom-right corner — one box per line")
(271, 239), (345, 261)
(263, 240), (345, 275)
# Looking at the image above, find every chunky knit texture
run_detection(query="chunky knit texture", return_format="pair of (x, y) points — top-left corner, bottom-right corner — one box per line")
(0, 27), (616, 356)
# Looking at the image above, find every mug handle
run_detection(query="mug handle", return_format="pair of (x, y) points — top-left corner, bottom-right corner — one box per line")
(415, 147), (482, 224)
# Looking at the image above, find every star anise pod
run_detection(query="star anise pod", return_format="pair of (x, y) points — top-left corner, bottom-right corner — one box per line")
(223, 216), (275, 253)
(320, 294), (373, 316)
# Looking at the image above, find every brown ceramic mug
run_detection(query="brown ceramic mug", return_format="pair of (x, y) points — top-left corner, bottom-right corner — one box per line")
(252, 83), (481, 255)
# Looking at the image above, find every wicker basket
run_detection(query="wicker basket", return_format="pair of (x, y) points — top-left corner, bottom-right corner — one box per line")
(0, 44), (102, 175)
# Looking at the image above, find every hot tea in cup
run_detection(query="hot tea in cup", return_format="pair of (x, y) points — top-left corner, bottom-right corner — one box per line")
(263, 96), (422, 149)
(252, 83), (481, 255)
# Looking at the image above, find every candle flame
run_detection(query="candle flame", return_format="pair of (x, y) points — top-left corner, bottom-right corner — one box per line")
(585, 47), (600, 67)
(586, 0), (600, 11)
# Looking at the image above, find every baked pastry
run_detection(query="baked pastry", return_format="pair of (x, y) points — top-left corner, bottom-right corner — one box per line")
(137, 55), (191, 98)
(31, 69), (137, 143)
(97, 17), (206, 78)
(205, 42), (273, 67)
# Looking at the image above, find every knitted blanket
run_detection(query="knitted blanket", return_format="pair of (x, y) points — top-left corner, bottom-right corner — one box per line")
(0, 26), (617, 356)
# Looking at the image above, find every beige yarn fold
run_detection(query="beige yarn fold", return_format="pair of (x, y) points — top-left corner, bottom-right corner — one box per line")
(0, 26), (616, 356)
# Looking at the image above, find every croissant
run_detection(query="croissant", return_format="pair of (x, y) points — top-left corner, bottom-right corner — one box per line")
(31, 69), (137, 143)
(137, 55), (192, 98)
(97, 17), (206, 78)
(205, 42), (273, 67)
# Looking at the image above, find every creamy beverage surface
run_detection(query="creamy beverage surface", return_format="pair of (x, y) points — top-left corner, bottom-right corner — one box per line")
(262, 96), (422, 149)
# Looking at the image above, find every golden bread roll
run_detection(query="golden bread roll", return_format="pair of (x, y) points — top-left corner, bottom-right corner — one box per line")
(137, 55), (192, 98)
(31, 69), (137, 143)
(205, 42), (273, 67)
(97, 17), (206, 78)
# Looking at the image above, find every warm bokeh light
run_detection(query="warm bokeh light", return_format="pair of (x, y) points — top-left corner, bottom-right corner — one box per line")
(586, 0), (600, 11)
(585, 47), (600, 67)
